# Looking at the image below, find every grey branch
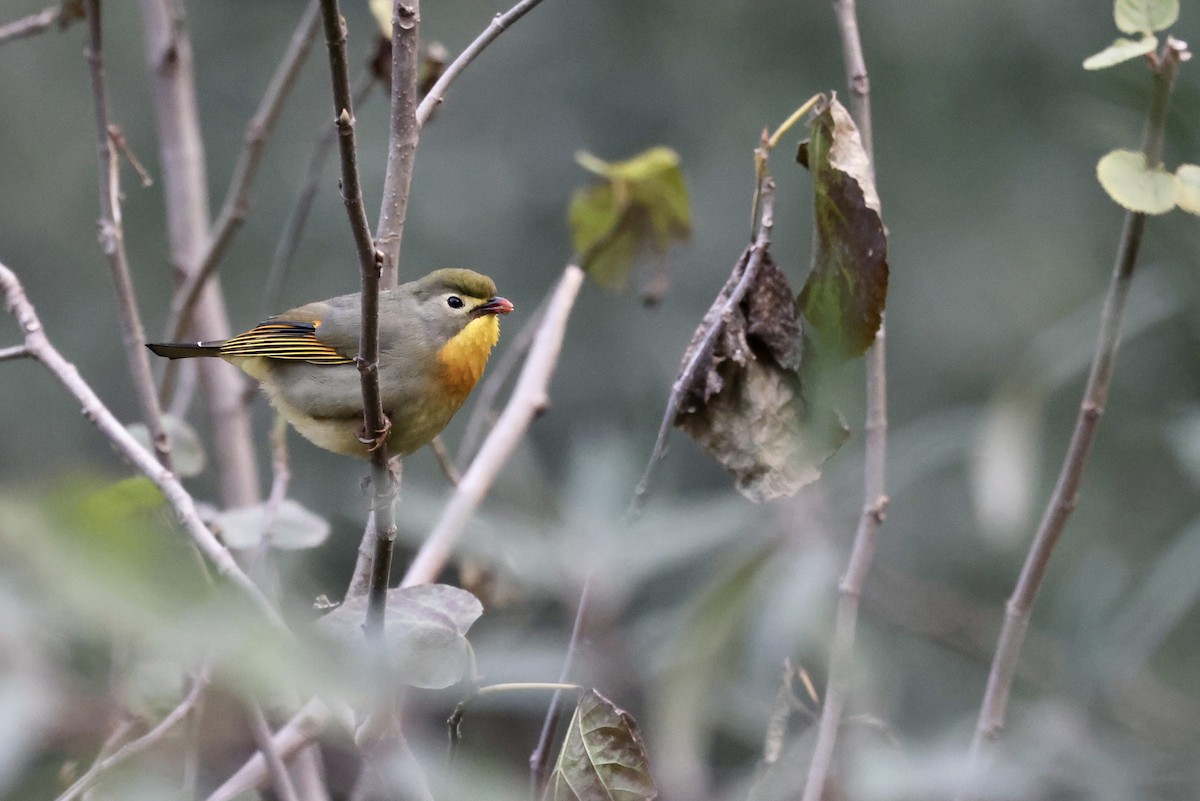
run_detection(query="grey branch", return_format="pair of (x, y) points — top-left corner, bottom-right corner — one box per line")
(204, 698), (332, 801)
(401, 265), (585, 588)
(0, 2), (84, 46)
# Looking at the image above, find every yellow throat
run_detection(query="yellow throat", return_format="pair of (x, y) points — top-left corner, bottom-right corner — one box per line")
(436, 314), (501, 397)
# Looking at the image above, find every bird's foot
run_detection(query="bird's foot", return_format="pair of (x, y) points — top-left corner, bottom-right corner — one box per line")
(357, 415), (393, 452)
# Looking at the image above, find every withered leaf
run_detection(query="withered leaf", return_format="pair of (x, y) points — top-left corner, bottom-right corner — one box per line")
(797, 96), (888, 362)
(674, 249), (847, 502)
(542, 689), (657, 801)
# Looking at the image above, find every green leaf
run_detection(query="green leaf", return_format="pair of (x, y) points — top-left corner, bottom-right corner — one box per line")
(542, 689), (657, 801)
(320, 584), (482, 689)
(568, 147), (691, 290)
(1175, 163), (1200, 215)
(673, 250), (848, 501)
(369, 0), (391, 35)
(1083, 34), (1158, 70)
(797, 96), (889, 362)
(214, 499), (330, 550)
(126, 415), (206, 477)
(1096, 149), (1177, 214)
(1114, 0), (1178, 34)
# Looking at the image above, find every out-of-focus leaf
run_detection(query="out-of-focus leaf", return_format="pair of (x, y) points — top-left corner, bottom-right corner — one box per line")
(320, 585), (482, 689)
(797, 96), (889, 362)
(1114, 0), (1178, 35)
(1175, 163), (1200, 214)
(542, 689), (657, 801)
(127, 415), (206, 478)
(214, 499), (330, 550)
(1096, 149), (1177, 213)
(1083, 35), (1158, 69)
(369, 0), (391, 36)
(568, 147), (691, 290)
(970, 389), (1040, 546)
(674, 249), (847, 502)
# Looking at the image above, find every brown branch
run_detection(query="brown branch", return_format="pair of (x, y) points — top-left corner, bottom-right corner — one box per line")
(246, 704), (302, 801)
(960, 40), (1187, 791)
(162, 0), (321, 345)
(401, 265), (585, 588)
(800, 4), (887, 799)
(374, 0), (421, 288)
(204, 698), (332, 801)
(429, 436), (462, 485)
(317, 0), (397, 637)
(414, 0), (548, 128)
(0, 1), (83, 46)
(0, 261), (286, 631)
(84, 0), (174, 471)
(139, 0), (261, 508)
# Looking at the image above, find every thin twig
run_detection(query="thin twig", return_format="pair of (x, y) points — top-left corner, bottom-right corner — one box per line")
(162, 0), (321, 345)
(799, 4), (887, 799)
(246, 703), (302, 801)
(530, 572), (592, 795)
(85, 0), (174, 471)
(0, 344), (30, 361)
(318, 0), (397, 639)
(414, 0), (548, 128)
(401, 265), (585, 588)
(429, 436), (462, 485)
(630, 183), (776, 512)
(52, 667), (211, 801)
(0, 1), (83, 46)
(959, 40), (1186, 793)
(374, 0), (421, 288)
(204, 698), (332, 801)
(0, 261), (286, 632)
(264, 70), (377, 317)
(140, 0), (261, 509)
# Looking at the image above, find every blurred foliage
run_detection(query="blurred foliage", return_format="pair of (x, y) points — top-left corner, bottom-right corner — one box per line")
(0, 0), (1198, 799)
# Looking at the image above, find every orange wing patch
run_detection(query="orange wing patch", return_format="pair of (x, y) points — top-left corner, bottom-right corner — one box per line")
(220, 321), (354, 365)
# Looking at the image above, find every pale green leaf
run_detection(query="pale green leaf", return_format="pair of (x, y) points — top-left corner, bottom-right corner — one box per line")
(1174, 163), (1200, 214)
(1114, 0), (1178, 34)
(1096, 149), (1177, 214)
(215, 499), (330, 550)
(369, 0), (391, 35)
(1083, 34), (1158, 69)
(126, 414), (206, 477)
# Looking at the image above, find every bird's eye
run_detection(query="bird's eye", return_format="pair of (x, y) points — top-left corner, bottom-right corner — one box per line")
(447, 295), (464, 309)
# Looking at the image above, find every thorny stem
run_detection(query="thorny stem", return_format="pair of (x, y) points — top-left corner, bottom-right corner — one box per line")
(960, 40), (1185, 792)
(800, 2), (887, 799)
(84, 0), (174, 471)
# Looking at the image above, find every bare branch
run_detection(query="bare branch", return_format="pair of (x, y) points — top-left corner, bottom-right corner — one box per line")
(800, 3), (888, 799)
(414, 0), (548, 128)
(0, 344), (30, 362)
(401, 265), (584, 588)
(163, 0), (321, 344)
(0, 261), (286, 631)
(84, 0), (174, 471)
(429, 436), (461, 485)
(0, 1), (83, 47)
(204, 699), (332, 801)
(246, 703), (302, 801)
(960, 42), (1186, 793)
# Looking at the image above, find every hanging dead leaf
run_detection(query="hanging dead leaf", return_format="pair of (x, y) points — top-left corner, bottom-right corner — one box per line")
(542, 689), (657, 801)
(797, 96), (888, 362)
(674, 249), (847, 502)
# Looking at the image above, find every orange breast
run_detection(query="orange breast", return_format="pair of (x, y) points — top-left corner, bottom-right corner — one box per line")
(435, 315), (501, 400)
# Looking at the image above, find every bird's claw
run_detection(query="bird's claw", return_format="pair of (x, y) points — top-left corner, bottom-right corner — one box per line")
(357, 415), (393, 452)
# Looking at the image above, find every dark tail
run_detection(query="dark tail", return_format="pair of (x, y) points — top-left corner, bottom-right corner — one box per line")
(145, 341), (223, 359)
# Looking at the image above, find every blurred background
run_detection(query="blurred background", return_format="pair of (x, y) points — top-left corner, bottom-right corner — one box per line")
(1, 0), (1198, 799)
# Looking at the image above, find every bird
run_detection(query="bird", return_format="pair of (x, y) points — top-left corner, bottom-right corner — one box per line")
(147, 268), (513, 458)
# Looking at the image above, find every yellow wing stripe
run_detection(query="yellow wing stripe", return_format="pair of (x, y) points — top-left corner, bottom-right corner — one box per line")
(219, 321), (355, 365)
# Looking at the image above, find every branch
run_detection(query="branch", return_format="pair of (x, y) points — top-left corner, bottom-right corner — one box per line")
(0, 262), (286, 632)
(374, 0), (421, 288)
(401, 265), (585, 588)
(0, 1), (83, 46)
(800, 3), (887, 799)
(414, 0), (548, 128)
(317, 0), (397, 637)
(52, 667), (210, 801)
(162, 0), (321, 344)
(84, 0), (174, 471)
(960, 40), (1186, 791)
(204, 699), (332, 801)
(246, 703), (302, 801)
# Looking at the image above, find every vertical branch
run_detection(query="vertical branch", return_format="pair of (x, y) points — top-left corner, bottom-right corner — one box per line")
(800, 2), (888, 799)
(374, 0), (421, 288)
(139, 0), (261, 508)
(317, 0), (397, 637)
(84, 0), (173, 470)
(960, 41), (1185, 789)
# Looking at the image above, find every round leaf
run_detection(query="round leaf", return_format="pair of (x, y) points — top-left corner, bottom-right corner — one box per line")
(1096, 149), (1177, 214)
(215, 499), (331, 550)
(1114, 0), (1179, 34)
(126, 415), (206, 477)
(1175, 163), (1200, 215)
(1083, 35), (1158, 70)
